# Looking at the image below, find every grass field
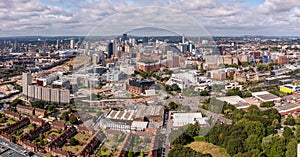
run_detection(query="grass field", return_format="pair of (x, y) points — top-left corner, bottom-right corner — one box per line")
(182, 87), (201, 97)
(95, 145), (111, 157)
(74, 133), (92, 143)
(188, 141), (230, 157)
(62, 145), (82, 154)
(269, 90), (288, 97)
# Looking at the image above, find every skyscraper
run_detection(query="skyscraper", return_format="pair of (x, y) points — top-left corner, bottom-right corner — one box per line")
(70, 39), (74, 49)
(107, 42), (113, 58)
(56, 40), (59, 49)
(22, 72), (32, 99)
(85, 41), (90, 50)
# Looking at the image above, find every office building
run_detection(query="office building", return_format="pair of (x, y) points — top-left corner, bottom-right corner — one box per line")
(107, 42), (113, 58)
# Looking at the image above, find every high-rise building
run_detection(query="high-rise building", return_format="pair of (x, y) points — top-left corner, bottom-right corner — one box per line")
(22, 72), (32, 98)
(92, 53), (100, 65)
(56, 40), (59, 49)
(85, 42), (90, 50)
(107, 42), (113, 58)
(70, 39), (74, 49)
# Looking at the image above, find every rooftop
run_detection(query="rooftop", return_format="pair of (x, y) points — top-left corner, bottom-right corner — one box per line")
(135, 105), (164, 119)
(106, 110), (135, 121)
(216, 96), (250, 109)
(252, 91), (281, 102)
(172, 112), (207, 127)
(274, 103), (300, 113)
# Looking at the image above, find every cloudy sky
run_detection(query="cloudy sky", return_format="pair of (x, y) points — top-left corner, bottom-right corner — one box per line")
(1, 0), (300, 37)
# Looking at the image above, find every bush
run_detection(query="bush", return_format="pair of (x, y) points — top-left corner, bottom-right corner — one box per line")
(200, 90), (210, 96)
(260, 101), (275, 108)
(69, 137), (79, 146)
(69, 116), (79, 124)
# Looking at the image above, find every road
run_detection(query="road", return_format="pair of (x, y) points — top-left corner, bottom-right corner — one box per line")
(198, 108), (233, 125)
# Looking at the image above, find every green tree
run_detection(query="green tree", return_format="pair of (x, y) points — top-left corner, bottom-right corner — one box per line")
(69, 137), (79, 146)
(284, 115), (296, 126)
(245, 135), (262, 151)
(243, 91), (252, 98)
(286, 138), (297, 157)
(225, 138), (244, 156)
(242, 120), (265, 138)
(226, 88), (243, 97)
(10, 98), (25, 108)
(185, 123), (200, 137)
(271, 119), (281, 129)
(295, 125), (300, 142)
(168, 102), (179, 110)
(171, 133), (194, 146)
(200, 90), (209, 96)
(260, 101), (275, 107)
(266, 125), (276, 136)
(171, 84), (181, 93)
(31, 100), (45, 109)
(283, 127), (294, 142)
(69, 116), (79, 124)
(262, 134), (286, 157)
(263, 108), (281, 123)
(40, 139), (46, 146)
(247, 105), (261, 116)
(295, 117), (300, 125)
(61, 112), (69, 121)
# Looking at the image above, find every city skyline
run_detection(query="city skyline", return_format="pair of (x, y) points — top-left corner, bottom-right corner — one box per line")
(1, 0), (300, 37)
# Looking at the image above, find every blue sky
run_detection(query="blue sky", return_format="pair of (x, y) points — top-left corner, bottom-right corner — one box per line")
(0, 0), (300, 36)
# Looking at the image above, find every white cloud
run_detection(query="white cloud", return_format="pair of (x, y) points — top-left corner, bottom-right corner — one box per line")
(0, 0), (299, 36)
(258, 0), (300, 14)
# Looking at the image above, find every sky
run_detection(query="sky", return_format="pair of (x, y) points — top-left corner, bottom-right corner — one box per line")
(0, 0), (300, 37)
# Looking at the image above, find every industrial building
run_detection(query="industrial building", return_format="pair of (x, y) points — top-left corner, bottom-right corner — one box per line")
(216, 96), (250, 110)
(280, 84), (300, 94)
(171, 112), (208, 128)
(251, 91), (281, 102)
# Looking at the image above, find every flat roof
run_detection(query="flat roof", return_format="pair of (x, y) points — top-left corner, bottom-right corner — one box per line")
(265, 75), (290, 80)
(135, 105), (164, 118)
(274, 103), (300, 113)
(252, 91), (281, 102)
(172, 112), (205, 127)
(216, 96), (248, 105)
(131, 121), (148, 129)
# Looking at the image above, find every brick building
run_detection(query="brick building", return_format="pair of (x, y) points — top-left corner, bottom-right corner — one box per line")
(128, 79), (154, 94)
(16, 105), (34, 115)
(51, 121), (67, 131)
(77, 130), (105, 157)
(3, 110), (21, 120)
(34, 108), (47, 117)
(46, 126), (77, 152)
